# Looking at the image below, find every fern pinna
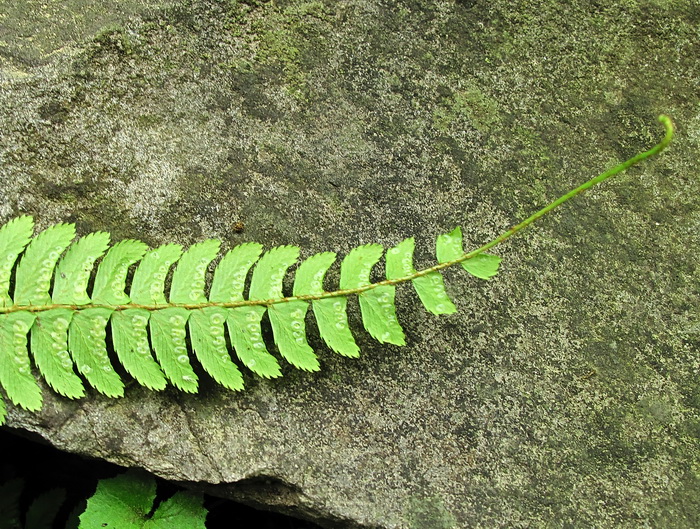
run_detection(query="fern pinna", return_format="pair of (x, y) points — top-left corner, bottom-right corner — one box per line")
(0, 116), (674, 424)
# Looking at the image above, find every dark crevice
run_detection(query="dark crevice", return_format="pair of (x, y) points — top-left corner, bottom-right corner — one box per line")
(0, 427), (325, 528)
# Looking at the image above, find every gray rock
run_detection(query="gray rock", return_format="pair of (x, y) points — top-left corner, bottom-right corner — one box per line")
(2, 0), (699, 527)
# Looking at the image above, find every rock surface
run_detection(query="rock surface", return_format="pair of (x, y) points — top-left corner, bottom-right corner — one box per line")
(1, 0), (699, 527)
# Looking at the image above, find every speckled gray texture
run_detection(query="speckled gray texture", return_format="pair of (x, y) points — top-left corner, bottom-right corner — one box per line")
(1, 0), (699, 527)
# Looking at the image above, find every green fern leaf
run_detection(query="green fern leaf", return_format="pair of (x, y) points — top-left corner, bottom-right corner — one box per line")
(386, 237), (456, 315)
(249, 245), (299, 300)
(296, 252), (360, 358)
(293, 252), (337, 297)
(209, 242), (263, 302)
(149, 307), (198, 392)
(111, 309), (167, 390)
(14, 222), (75, 306)
(436, 227), (501, 279)
(309, 297), (359, 358)
(360, 285), (405, 345)
(130, 244), (183, 305)
(31, 308), (84, 399)
(226, 306), (282, 378)
(0, 215), (34, 308)
(269, 301), (318, 371)
(69, 308), (123, 397)
(341, 244), (405, 345)
(209, 241), (279, 378)
(170, 239), (220, 304)
(0, 311), (40, 410)
(246, 245), (303, 371)
(463, 253), (501, 279)
(436, 227), (466, 264)
(168, 240), (248, 388)
(189, 307), (244, 390)
(340, 244), (382, 289)
(250, 245), (318, 371)
(92, 239), (149, 305)
(52, 232), (110, 305)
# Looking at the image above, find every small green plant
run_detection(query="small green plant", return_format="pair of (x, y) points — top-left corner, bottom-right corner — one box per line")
(0, 116), (674, 424)
(0, 470), (207, 529)
(78, 470), (207, 529)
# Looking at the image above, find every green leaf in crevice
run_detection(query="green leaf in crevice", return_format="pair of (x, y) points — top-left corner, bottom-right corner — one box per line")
(78, 470), (207, 529)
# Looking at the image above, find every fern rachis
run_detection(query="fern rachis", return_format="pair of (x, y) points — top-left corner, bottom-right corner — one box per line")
(0, 116), (674, 424)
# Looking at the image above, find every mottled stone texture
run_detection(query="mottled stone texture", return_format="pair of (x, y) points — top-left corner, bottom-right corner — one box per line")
(1, 0), (699, 527)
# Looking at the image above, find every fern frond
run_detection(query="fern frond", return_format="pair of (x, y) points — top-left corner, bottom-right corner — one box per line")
(0, 115), (674, 423)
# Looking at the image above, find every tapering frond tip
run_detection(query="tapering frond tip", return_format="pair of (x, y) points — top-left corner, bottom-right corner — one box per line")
(656, 115), (674, 152)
